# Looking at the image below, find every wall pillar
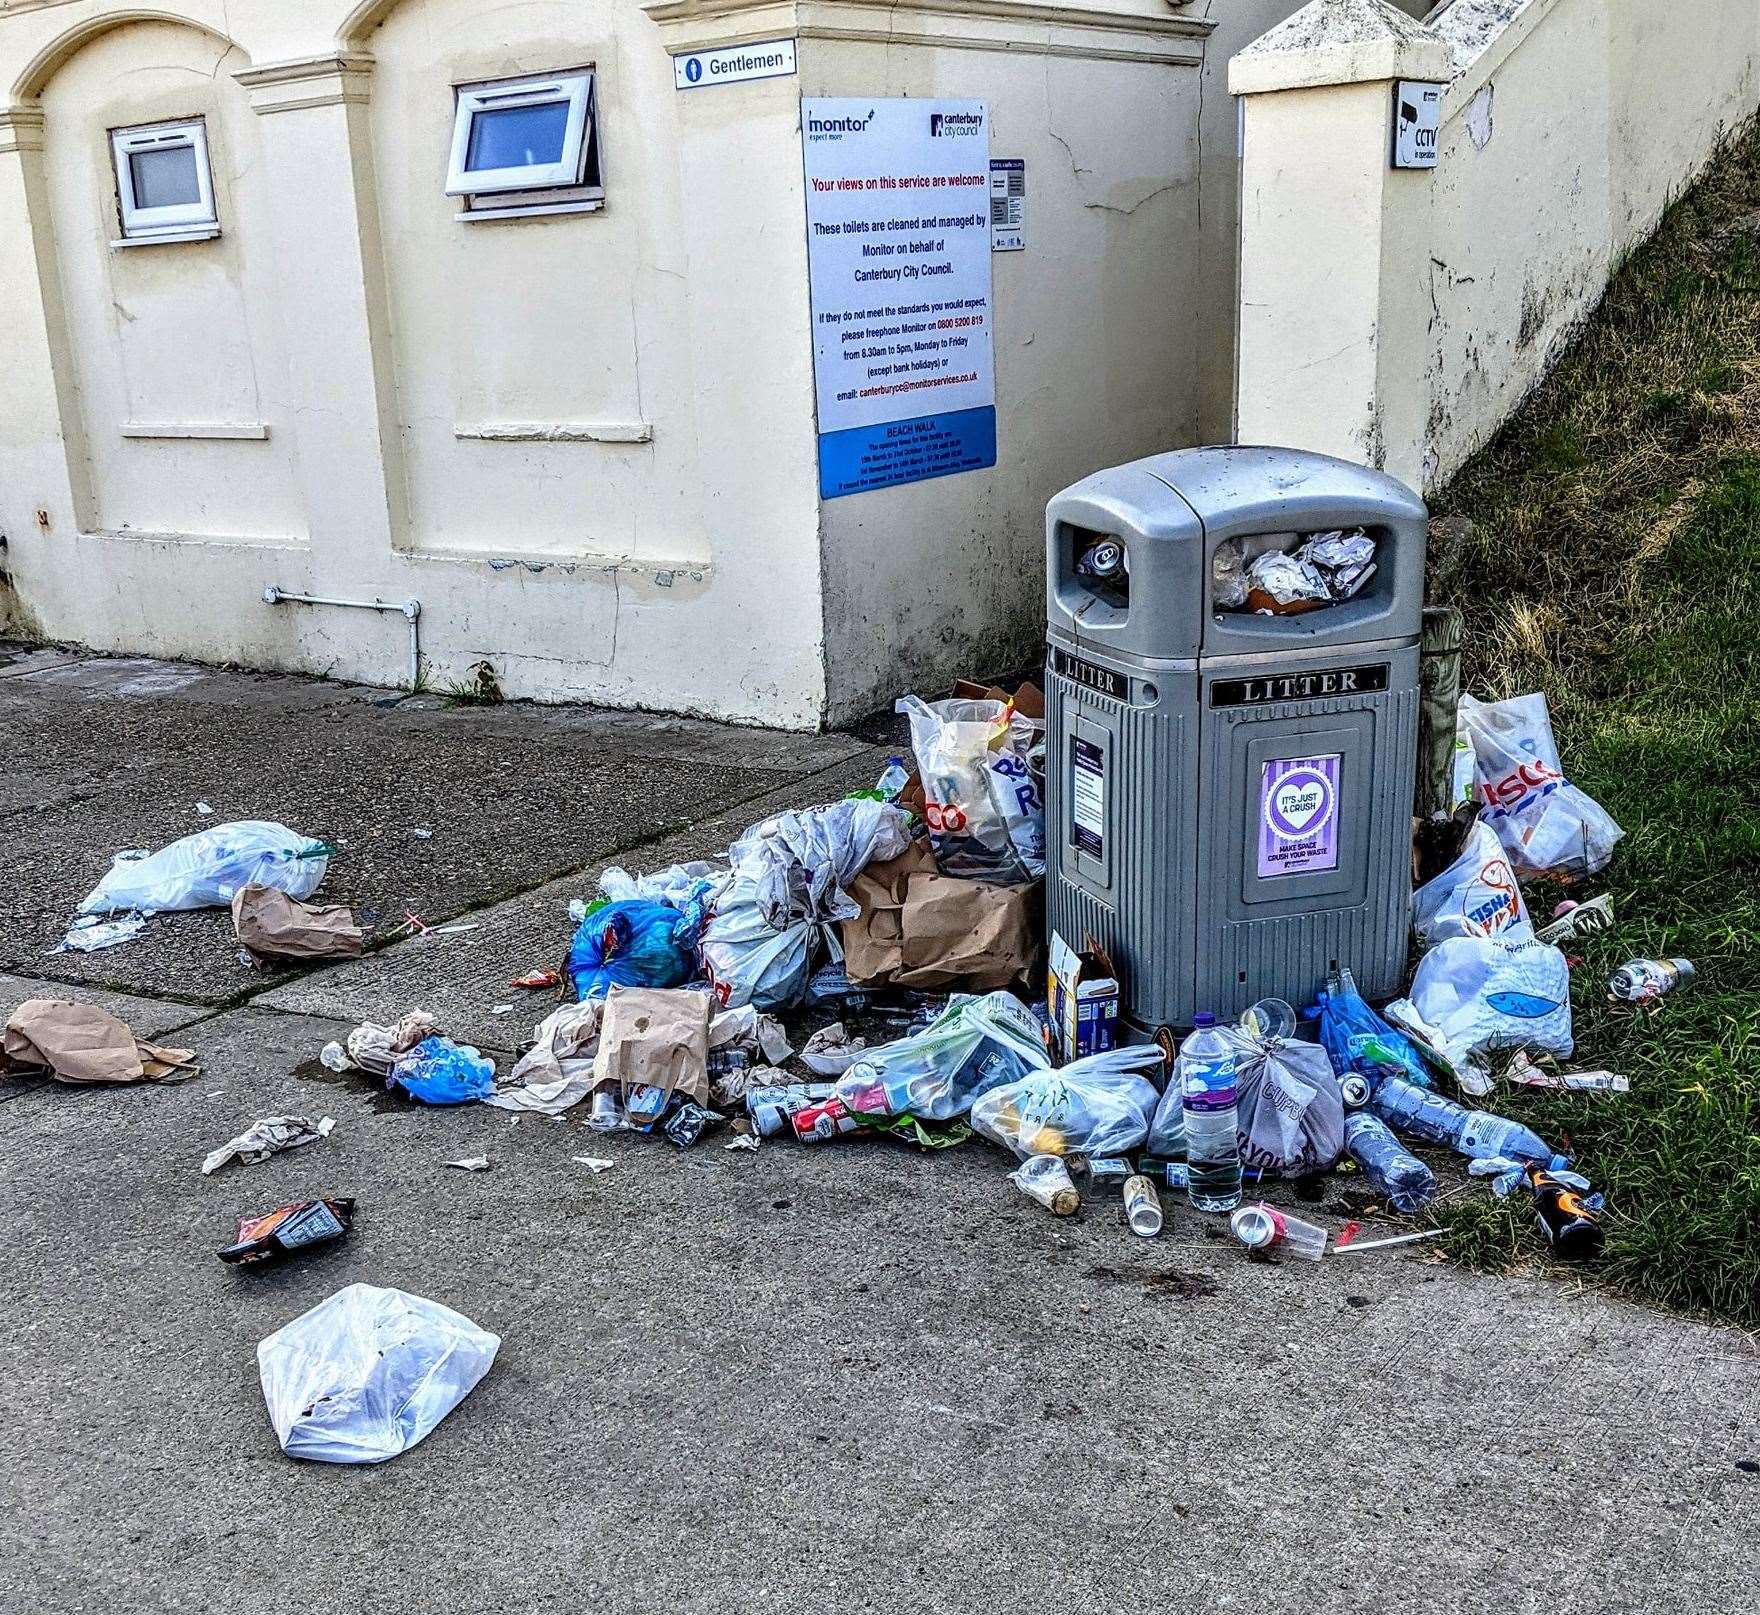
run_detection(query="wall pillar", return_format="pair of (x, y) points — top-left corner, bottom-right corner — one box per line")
(233, 53), (406, 577)
(1230, 0), (1452, 490)
(0, 106), (89, 562)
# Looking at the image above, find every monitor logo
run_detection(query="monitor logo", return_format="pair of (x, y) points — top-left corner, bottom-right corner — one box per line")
(805, 108), (875, 139)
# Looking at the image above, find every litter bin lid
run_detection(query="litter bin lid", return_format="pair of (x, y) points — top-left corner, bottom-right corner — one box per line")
(1047, 446), (1427, 662)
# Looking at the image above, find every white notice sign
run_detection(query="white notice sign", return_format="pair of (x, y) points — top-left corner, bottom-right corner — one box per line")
(673, 39), (796, 91)
(1392, 80), (1442, 168)
(802, 98), (996, 499)
(989, 158), (1024, 251)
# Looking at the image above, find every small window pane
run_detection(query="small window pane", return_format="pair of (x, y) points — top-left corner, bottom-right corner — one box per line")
(466, 102), (569, 171)
(129, 145), (201, 210)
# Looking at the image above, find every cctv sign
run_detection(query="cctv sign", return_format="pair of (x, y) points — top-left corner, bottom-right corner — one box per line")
(1392, 80), (1442, 169)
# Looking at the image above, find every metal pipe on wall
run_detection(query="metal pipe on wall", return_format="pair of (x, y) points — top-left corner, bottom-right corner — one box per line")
(261, 586), (422, 690)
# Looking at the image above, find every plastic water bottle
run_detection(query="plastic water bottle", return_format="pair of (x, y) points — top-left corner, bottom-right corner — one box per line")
(1609, 957), (1695, 1003)
(1369, 1073), (1563, 1167)
(1342, 1112), (1437, 1212)
(1179, 1013), (1241, 1212)
(875, 757), (911, 801)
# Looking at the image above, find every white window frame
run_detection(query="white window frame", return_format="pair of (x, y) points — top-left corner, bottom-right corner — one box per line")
(110, 118), (218, 245)
(446, 71), (596, 199)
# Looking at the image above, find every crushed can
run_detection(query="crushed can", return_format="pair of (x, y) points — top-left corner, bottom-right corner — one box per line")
(791, 1095), (860, 1143)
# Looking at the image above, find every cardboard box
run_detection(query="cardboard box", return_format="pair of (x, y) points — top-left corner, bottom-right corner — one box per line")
(1048, 930), (1119, 1062)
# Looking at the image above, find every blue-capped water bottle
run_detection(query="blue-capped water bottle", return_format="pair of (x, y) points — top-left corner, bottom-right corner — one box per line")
(1369, 1073), (1565, 1168)
(1179, 1013), (1241, 1213)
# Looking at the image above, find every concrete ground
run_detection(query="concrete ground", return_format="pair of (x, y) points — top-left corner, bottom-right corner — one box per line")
(0, 649), (1754, 1615)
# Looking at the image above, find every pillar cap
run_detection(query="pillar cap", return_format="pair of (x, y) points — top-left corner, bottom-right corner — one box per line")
(1229, 0), (1455, 97)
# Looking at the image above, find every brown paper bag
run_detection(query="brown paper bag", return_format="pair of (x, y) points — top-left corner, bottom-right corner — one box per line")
(1, 998), (197, 1085)
(231, 883), (364, 962)
(896, 875), (1041, 993)
(590, 987), (710, 1108)
(842, 840), (939, 985)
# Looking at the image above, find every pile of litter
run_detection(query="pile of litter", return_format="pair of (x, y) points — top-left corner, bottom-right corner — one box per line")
(3, 673), (1678, 1465)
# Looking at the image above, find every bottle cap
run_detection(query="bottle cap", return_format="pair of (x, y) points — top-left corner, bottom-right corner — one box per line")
(1229, 1204), (1281, 1250)
(1193, 1012), (1215, 1028)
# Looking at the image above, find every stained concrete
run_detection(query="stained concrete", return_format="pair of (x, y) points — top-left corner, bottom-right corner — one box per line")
(0, 646), (869, 1007)
(0, 1004), (1754, 1615)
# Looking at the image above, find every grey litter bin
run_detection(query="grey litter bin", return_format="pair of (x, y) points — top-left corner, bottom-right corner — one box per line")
(1044, 445), (1427, 1033)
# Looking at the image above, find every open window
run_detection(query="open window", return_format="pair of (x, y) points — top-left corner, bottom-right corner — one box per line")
(446, 70), (602, 220)
(110, 118), (218, 245)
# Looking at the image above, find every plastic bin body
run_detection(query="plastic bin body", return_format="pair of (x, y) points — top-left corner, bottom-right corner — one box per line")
(1044, 446), (1426, 1030)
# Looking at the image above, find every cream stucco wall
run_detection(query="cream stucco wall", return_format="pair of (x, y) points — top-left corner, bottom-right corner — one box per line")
(0, 0), (1259, 727)
(1233, 0), (1760, 492)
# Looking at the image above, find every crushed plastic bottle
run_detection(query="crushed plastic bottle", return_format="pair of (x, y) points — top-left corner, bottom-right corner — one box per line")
(1369, 1072), (1565, 1168)
(875, 757), (911, 801)
(1342, 1112), (1437, 1213)
(1608, 957), (1695, 1003)
(1179, 1014), (1241, 1213)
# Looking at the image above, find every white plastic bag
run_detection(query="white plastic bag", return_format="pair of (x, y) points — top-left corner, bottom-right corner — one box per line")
(256, 1283), (499, 1465)
(897, 696), (1044, 884)
(1229, 1030), (1344, 1176)
(836, 991), (1048, 1121)
(1458, 693), (1624, 876)
(1412, 819), (1534, 947)
(1387, 935), (1573, 1095)
(699, 875), (813, 1011)
(80, 821), (330, 915)
(969, 1046), (1166, 1158)
(728, 800), (914, 929)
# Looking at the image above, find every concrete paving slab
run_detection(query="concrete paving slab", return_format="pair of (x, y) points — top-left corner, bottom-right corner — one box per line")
(253, 744), (890, 1051)
(0, 1004), (1752, 1615)
(0, 973), (216, 1045)
(0, 648), (874, 1008)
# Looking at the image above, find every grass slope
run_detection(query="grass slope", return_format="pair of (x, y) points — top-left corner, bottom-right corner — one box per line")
(1427, 121), (1760, 1325)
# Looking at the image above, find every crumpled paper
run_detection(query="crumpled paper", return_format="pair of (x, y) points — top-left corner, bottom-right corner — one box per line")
(801, 1022), (867, 1076)
(202, 1115), (335, 1176)
(1, 998), (197, 1085)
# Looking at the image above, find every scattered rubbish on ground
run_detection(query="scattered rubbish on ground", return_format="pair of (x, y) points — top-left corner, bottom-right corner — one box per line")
(1, 998), (198, 1085)
(1230, 1203), (1327, 1260)
(1009, 1153), (1079, 1215)
(1331, 1228), (1446, 1255)
(510, 969), (561, 990)
(800, 1022), (865, 1076)
(1412, 818), (1531, 945)
(1521, 1162), (1607, 1259)
(1608, 957), (1695, 1004)
(79, 820), (331, 915)
(1505, 1053), (1629, 1093)
(489, 1003), (513, 1016)
(1458, 693), (1624, 876)
(256, 1283), (499, 1465)
(445, 1155), (492, 1172)
(1047, 933), (1119, 1060)
(725, 1133), (760, 1153)
(971, 1045), (1164, 1158)
(412, 828), (433, 840)
(220, 1197), (355, 1265)
(323, 1011), (441, 1079)
(1535, 894), (1614, 946)
(1389, 934), (1573, 1094)
(196, 801), (214, 815)
(1124, 1174), (1163, 1237)
(52, 912), (148, 954)
(203, 1114), (335, 1176)
(232, 883), (364, 964)
(1342, 1112), (1437, 1212)
(571, 1156), (615, 1173)
(387, 1037), (496, 1105)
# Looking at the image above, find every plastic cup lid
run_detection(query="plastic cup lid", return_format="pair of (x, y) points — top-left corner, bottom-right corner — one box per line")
(1230, 1205), (1280, 1249)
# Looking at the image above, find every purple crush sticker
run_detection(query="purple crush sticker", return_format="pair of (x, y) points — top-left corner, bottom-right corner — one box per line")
(1257, 754), (1340, 878)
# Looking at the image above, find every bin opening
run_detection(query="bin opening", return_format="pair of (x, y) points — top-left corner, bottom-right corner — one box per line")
(1212, 525), (1379, 617)
(1068, 526), (1130, 615)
